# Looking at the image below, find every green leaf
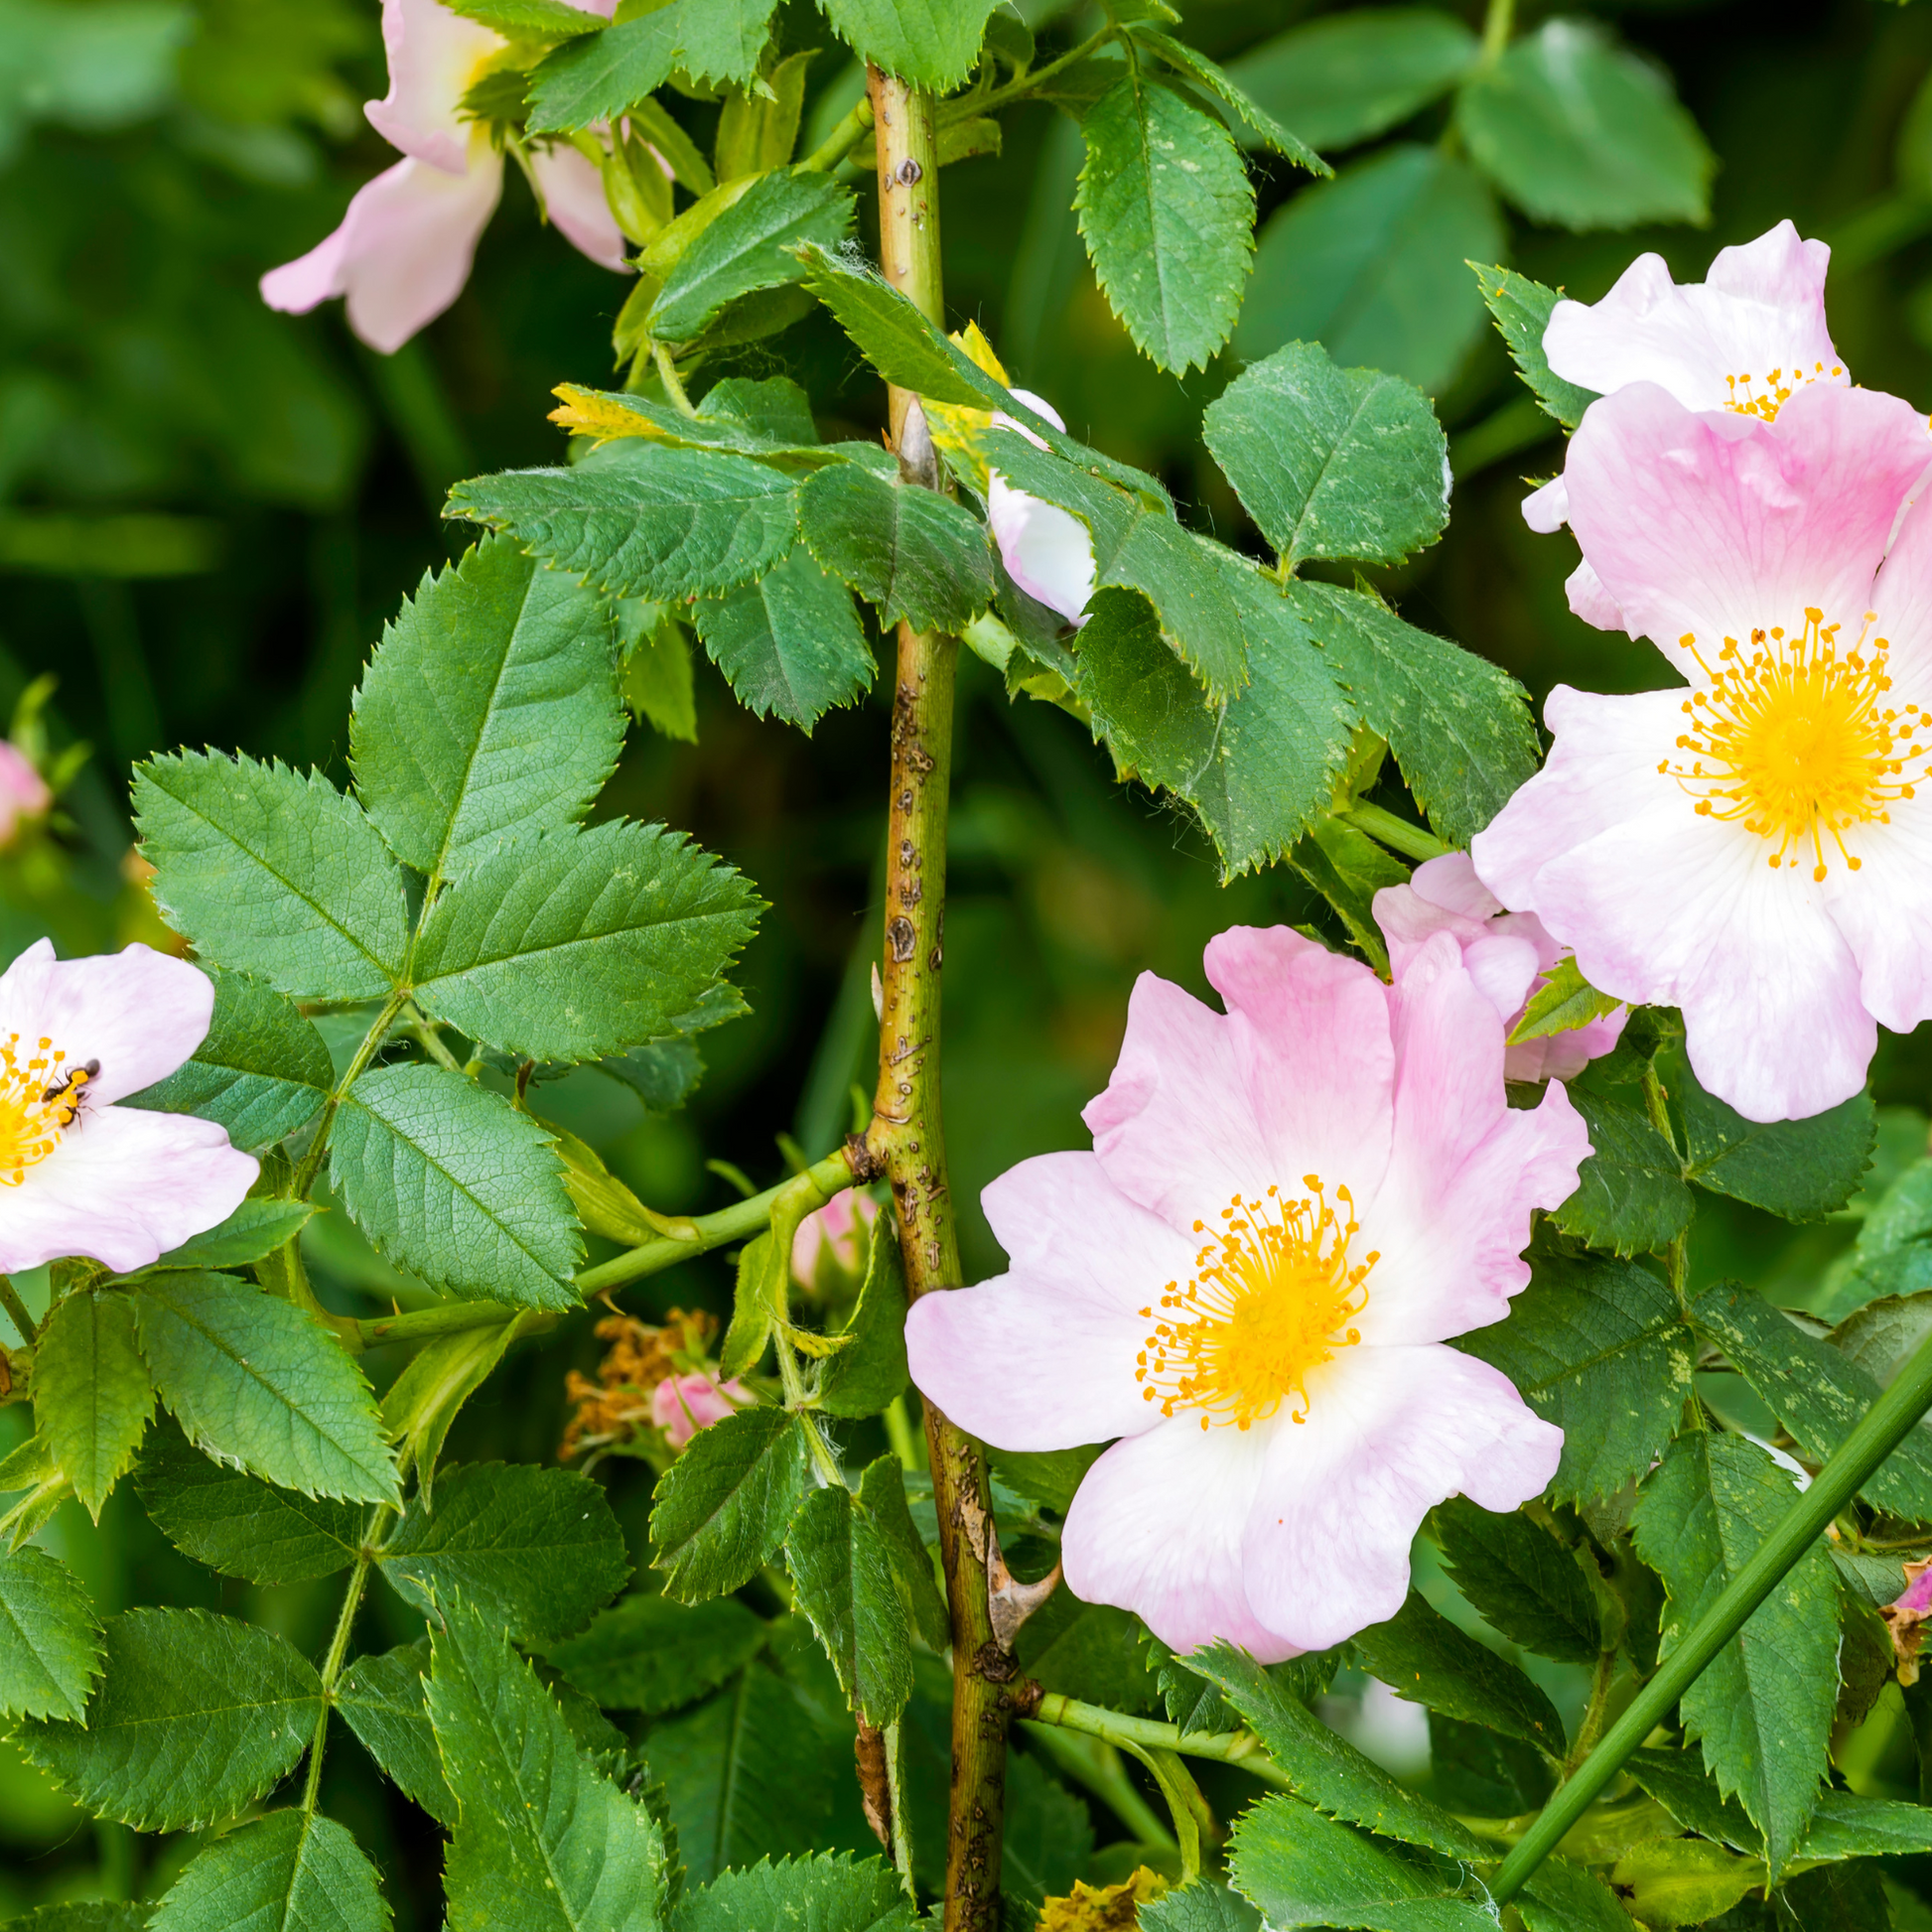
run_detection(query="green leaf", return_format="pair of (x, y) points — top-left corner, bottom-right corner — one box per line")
(1000, 1751), (1094, 1910)
(122, 968), (333, 1153)
(1237, 145), (1503, 396)
(624, 606), (701, 743)
(525, 0), (778, 130)
(1800, 1790), (1932, 1861)
(988, 1444), (1105, 1519)
(350, 537), (624, 887)
(3, 1909), (150, 1931)
(815, 0), (1004, 92)
(548, 1592), (767, 1717)
(648, 173), (854, 344)
(856, 1455), (948, 1654)
(1630, 1431), (1839, 1876)
(446, 0), (606, 38)
(816, 1212), (909, 1419)
(33, 1288), (152, 1518)
(1018, 1599), (1160, 1713)
(330, 1064), (583, 1311)
(1075, 71), (1254, 375)
(1139, 1881), (1262, 1932)
(1455, 1240), (1693, 1505)
(379, 1461), (628, 1645)
(1665, 1042), (1876, 1220)
(1608, 1838), (1762, 1931)
(1473, 265), (1596, 432)
(134, 1272), (398, 1504)
(651, 1406), (812, 1602)
(148, 1810), (391, 1932)
(1821, 1161), (1932, 1320)
(0, 1546), (102, 1723)
(1428, 1715), (1552, 1819)
(411, 820), (759, 1064)
(1507, 953), (1621, 1045)
(783, 1480), (913, 1726)
(1692, 1281), (1932, 1520)
(429, 1594), (668, 1932)
(1291, 578), (1535, 846)
(148, 1196), (316, 1273)
(1288, 813), (1405, 971)
(1203, 342), (1449, 570)
(134, 1417), (362, 1585)
(1551, 1085), (1694, 1256)
(133, 754), (409, 1003)
(798, 463), (993, 634)
(379, 1313), (527, 1503)
(1625, 1745), (1761, 1852)
(336, 1641), (457, 1827)
(1227, 1796), (1498, 1931)
(692, 546), (876, 731)
(1186, 1642), (1487, 1858)
(1225, 9), (1477, 153)
(1455, 18), (1714, 230)
(1349, 1589), (1565, 1753)
(1130, 27), (1326, 173)
(1432, 1496), (1599, 1666)
(18, 1607), (323, 1832)
(449, 446), (799, 606)
(673, 1854), (915, 1932)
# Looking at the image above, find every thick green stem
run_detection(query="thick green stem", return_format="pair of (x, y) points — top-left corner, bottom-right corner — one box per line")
(1339, 801), (1451, 864)
(302, 1505), (391, 1812)
(798, 96), (875, 173)
(1491, 1314), (1932, 1905)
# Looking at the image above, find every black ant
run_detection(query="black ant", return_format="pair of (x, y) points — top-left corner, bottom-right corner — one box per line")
(41, 1058), (100, 1125)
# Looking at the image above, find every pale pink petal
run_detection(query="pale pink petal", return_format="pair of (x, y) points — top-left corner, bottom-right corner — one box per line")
(0, 746), (51, 848)
(1566, 559), (1625, 631)
(1061, 1419), (1299, 1662)
(1522, 475), (1570, 534)
(528, 142), (630, 273)
(364, 0), (503, 174)
(1821, 805), (1932, 1036)
(1408, 851), (1504, 923)
(1544, 251), (1725, 408)
(0, 942), (213, 1106)
(986, 472), (1095, 625)
(1239, 1343), (1561, 1652)
(1504, 1006), (1628, 1084)
(0, 1106), (256, 1275)
(790, 1188), (877, 1290)
(651, 1373), (748, 1449)
(1865, 478), (1932, 690)
(260, 224), (352, 318)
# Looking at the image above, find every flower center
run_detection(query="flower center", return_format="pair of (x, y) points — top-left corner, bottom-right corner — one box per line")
(1135, 1179), (1376, 1432)
(0, 1035), (91, 1187)
(1661, 609), (1927, 881)
(1723, 361), (1842, 423)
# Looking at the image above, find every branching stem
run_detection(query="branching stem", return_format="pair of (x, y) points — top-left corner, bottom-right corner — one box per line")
(957, 27), (1114, 119)
(302, 1503), (392, 1813)
(293, 991), (408, 1198)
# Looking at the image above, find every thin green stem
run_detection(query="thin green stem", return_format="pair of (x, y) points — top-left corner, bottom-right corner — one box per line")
(947, 27), (1114, 120)
(798, 96), (875, 173)
(653, 342), (697, 419)
(1479, 0), (1515, 63)
(293, 993), (407, 1198)
(353, 1301), (553, 1347)
(1561, 1647), (1620, 1780)
(1338, 801), (1451, 864)
(402, 1003), (464, 1073)
(1021, 1722), (1177, 1850)
(1641, 1058), (1692, 1310)
(1490, 1312), (1932, 1905)
(302, 1505), (392, 1813)
(0, 1274), (38, 1345)
(1034, 1694), (1294, 1790)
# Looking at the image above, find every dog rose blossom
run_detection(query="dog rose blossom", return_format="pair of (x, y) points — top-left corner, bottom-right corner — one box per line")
(262, 0), (625, 353)
(1373, 854), (1625, 1083)
(1474, 379), (1932, 1122)
(986, 390), (1097, 626)
(0, 940), (256, 1274)
(905, 924), (1581, 1658)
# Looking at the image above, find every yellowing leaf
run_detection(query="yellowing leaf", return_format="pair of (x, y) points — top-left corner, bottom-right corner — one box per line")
(926, 319), (1013, 492)
(1037, 1867), (1169, 1931)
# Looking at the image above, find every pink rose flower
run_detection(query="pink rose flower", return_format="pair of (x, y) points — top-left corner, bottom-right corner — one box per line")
(1473, 379), (1932, 1124)
(0, 744), (52, 851)
(1374, 853), (1626, 1083)
(790, 1188), (878, 1295)
(262, 0), (626, 353)
(986, 389), (1096, 626)
(0, 940), (257, 1274)
(905, 924), (1581, 1659)
(650, 1371), (751, 1450)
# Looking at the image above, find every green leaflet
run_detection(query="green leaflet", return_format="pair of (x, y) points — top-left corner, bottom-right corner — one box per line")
(713, 50), (810, 183)
(784, 1478), (913, 1726)
(797, 461), (994, 634)
(815, 1208), (909, 1419)
(134, 753), (409, 1003)
(1630, 1431), (1839, 1877)
(674, 1853), (915, 1932)
(1820, 1159), (1932, 1319)
(449, 446), (799, 606)
(1019, 1599), (1160, 1714)
(1474, 264), (1596, 431)
(525, 0), (777, 129)
(1129, 27), (1326, 173)
(134, 1417), (362, 1585)
(350, 537), (624, 886)
(33, 1288), (153, 1519)
(146, 1196), (315, 1273)
(1507, 954), (1621, 1044)
(1075, 70), (1254, 375)
(18, 1607), (322, 1832)
(0, 1546), (102, 1723)
(1799, 1791), (1932, 1861)
(1238, 145), (1502, 396)
(1456, 18), (1714, 231)
(1455, 1241), (1693, 1505)
(147, 1810), (391, 1932)
(3, 1908), (151, 1932)
(549, 1592), (768, 1717)
(429, 1595), (668, 1932)
(122, 967), (333, 1153)
(336, 1641), (457, 1826)
(329, 1063), (583, 1311)
(1139, 1880), (1262, 1932)
(380, 1312), (526, 1500)
(1432, 1496), (1600, 1666)
(410, 820), (759, 1064)
(133, 1272), (398, 1505)
(1000, 1752), (1094, 1911)
(1349, 1589), (1566, 1755)
(445, 0), (605, 39)
(1608, 1839), (1760, 1929)
(1203, 342), (1449, 570)
(1625, 1745), (1760, 1852)
(1289, 813), (1406, 971)
(1551, 1086), (1694, 1257)
(651, 1406), (812, 1602)
(648, 172), (854, 345)
(817, 0), (1004, 92)
(378, 1460), (629, 1645)
(1429, 1716), (1552, 1819)
(692, 544), (876, 731)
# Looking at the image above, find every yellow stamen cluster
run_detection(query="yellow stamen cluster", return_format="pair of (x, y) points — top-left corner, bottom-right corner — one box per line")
(1660, 609), (1927, 881)
(1135, 1178), (1376, 1432)
(1723, 360), (1842, 423)
(0, 1035), (88, 1187)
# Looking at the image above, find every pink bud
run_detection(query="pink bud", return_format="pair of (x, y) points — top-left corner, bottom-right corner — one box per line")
(791, 1189), (880, 1294)
(0, 744), (51, 851)
(650, 1372), (750, 1450)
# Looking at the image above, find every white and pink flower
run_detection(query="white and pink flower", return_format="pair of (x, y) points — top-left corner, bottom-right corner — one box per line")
(0, 745), (52, 852)
(0, 941), (256, 1275)
(987, 390), (1096, 627)
(905, 924), (1581, 1659)
(262, 0), (626, 353)
(1474, 379), (1932, 1123)
(651, 1370), (751, 1450)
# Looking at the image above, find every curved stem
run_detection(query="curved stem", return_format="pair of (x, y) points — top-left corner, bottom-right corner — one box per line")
(798, 96), (875, 174)
(954, 26), (1114, 119)
(1338, 801), (1450, 864)
(1034, 1694), (1292, 1789)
